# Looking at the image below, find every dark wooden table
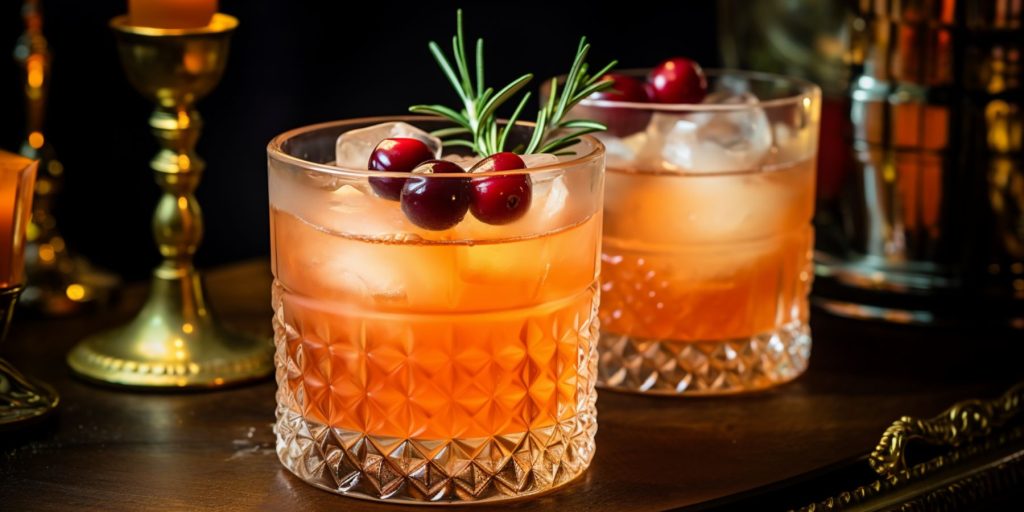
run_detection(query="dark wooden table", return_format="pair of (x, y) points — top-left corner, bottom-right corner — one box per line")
(1, 261), (1021, 511)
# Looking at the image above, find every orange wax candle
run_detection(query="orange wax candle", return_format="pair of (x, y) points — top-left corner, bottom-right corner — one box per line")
(0, 151), (37, 288)
(128, 0), (217, 29)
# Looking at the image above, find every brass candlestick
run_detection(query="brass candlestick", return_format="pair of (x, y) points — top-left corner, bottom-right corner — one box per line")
(67, 14), (272, 388)
(14, 0), (119, 315)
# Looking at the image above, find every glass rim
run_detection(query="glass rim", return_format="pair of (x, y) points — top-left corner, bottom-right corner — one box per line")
(574, 68), (822, 112)
(110, 13), (238, 36)
(267, 115), (606, 178)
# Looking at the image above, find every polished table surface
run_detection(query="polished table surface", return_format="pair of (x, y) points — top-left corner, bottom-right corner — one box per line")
(1, 261), (1021, 511)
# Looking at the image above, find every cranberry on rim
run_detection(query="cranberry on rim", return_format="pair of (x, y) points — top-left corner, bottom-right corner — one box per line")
(469, 152), (532, 225)
(647, 57), (707, 104)
(400, 160), (471, 231)
(367, 137), (435, 200)
(587, 73), (651, 136)
(590, 73), (649, 103)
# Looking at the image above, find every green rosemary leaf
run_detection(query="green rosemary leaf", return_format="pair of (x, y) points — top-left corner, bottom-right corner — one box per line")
(488, 119), (499, 154)
(539, 126), (603, 154)
(546, 77), (559, 115)
(543, 139), (581, 153)
(409, 104), (469, 127)
(558, 119), (607, 131)
(498, 91), (531, 152)
(553, 39), (590, 126)
(452, 35), (473, 100)
(474, 119), (491, 153)
(572, 80), (615, 103)
(442, 139), (476, 149)
(478, 74), (533, 126)
(454, 11), (473, 98)
(475, 38), (485, 99)
(430, 126), (472, 138)
(525, 108), (548, 154)
(428, 42), (468, 105)
(586, 60), (618, 85)
(476, 87), (495, 114)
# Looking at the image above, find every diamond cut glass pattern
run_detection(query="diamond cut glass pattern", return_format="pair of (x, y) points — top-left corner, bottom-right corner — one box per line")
(273, 282), (599, 502)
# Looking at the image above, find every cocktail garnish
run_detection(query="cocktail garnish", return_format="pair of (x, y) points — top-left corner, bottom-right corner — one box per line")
(409, 9), (617, 156)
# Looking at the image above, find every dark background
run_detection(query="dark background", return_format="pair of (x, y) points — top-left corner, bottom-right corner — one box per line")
(0, 1), (719, 280)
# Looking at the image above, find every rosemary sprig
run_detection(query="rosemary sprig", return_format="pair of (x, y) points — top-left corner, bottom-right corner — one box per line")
(409, 10), (532, 155)
(410, 10), (616, 156)
(528, 37), (618, 154)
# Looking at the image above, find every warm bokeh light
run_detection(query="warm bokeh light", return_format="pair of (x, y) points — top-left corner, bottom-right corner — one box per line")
(27, 56), (44, 90)
(28, 132), (44, 149)
(38, 243), (54, 263)
(65, 284), (86, 301)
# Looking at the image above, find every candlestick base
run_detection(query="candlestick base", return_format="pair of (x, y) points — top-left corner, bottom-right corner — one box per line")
(68, 264), (272, 388)
(0, 286), (59, 429)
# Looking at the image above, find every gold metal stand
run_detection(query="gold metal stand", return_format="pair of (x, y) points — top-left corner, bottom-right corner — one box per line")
(0, 285), (59, 427)
(67, 14), (272, 388)
(14, 0), (119, 316)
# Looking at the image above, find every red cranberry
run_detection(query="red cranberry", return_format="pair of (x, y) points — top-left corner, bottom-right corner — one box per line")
(469, 153), (532, 225)
(584, 74), (652, 137)
(647, 57), (707, 104)
(590, 73), (649, 103)
(643, 82), (657, 102)
(468, 152), (527, 173)
(367, 137), (435, 200)
(399, 160), (470, 230)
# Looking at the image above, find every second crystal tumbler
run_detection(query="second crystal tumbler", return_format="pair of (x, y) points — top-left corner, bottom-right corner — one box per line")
(573, 70), (821, 395)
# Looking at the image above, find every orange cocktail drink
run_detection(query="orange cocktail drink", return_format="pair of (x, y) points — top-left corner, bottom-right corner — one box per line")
(571, 70), (820, 395)
(268, 118), (604, 503)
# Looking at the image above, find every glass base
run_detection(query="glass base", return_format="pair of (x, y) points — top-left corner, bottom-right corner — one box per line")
(0, 358), (60, 428)
(597, 320), (811, 395)
(274, 404), (596, 504)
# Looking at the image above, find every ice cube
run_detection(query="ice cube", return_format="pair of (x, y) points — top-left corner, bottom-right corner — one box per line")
(318, 245), (408, 304)
(334, 122), (442, 169)
(596, 132), (650, 168)
(528, 171), (570, 226)
(319, 183), (417, 240)
(327, 184), (373, 212)
(443, 153), (481, 169)
(656, 92), (772, 173)
(520, 153), (559, 168)
(302, 168), (349, 191)
(772, 122), (813, 164)
(603, 166), (781, 245)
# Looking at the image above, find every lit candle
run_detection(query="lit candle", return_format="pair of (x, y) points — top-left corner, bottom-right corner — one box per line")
(0, 151), (37, 288)
(128, 0), (218, 29)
